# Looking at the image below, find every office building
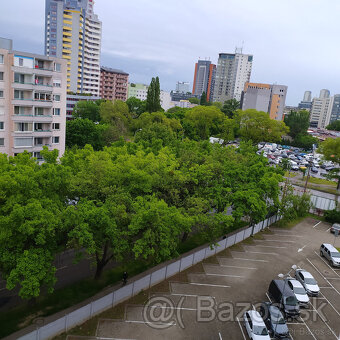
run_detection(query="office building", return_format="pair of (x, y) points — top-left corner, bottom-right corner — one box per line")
(100, 67), (129, 101)
(328, 94), (340, 124)
(66, 93), (100, 119)
(310, 93), (333, 128)
(45, 0), (102, 96)
(303, 91), (312, 102)
(170, 91), (199, 102)
(213, 51), (253, 103)
(192, 60), (216, 101)
(0, 37), (67, 159)
(240, 82), (287, 121)
(128, 83), (172, 111)
(176, 81), (190, 94)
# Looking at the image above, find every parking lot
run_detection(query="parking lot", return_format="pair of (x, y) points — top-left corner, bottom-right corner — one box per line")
(67, 218), (340, 340)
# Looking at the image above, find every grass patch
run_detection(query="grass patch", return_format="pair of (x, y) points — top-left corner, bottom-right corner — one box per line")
(285, 171), (298, 178)
(337, 248), (340, 252)
(307, 177), (337, 187)
(271, 216), (307, 229)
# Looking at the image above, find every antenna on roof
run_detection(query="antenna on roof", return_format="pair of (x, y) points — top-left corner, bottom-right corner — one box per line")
(235, 46), (243, 54)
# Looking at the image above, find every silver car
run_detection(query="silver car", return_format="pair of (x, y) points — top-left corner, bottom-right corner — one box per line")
(320, 243), (340, 267)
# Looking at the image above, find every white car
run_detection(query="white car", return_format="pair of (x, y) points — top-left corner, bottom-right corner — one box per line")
(295, 269), (320, 297)
(286, 278), (310, 307)
(243, 310), (270, 340)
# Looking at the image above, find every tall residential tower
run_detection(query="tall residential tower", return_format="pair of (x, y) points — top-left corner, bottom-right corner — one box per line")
(213, 51), (253, 103)
(192, 60), (216, 102)
(45, 0), (102, 96)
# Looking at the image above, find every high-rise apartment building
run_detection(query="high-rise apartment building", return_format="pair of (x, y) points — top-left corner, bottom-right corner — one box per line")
(319, 89), (330, 99)
(240, 82), (288, 121)
(100, 67), (129, 101)
(192, 60), (216, 101)
(45, 0), (102, 96)
(298, 91), (313, 111)
(176, 81), (190, 94)
(329, 94), (340, 124)
(0, 38), (67, 158)
(310, 93), (333, 129)
(303, 91), (312, 102)
(213, 51), (253, 103)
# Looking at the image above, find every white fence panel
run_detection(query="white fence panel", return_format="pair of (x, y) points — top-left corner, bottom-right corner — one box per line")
(215, 238), (227, 253)
(204, 245), (216, 258)
(133, 275), (150, 295)
(226, 234), (236, 247)
(114, 284), (133, 304)
(39, 317), (65, 339)
(150, 267), (166, 286)
(235, 230), (244, 244)
(180, 255), (194, 271)
(18, 331), (38, 340)
(66, 304), (91, 330)
(165, 260), (181, 278)
(92, 293), (113, 315)
(193, 249), (206, 264)
(244, 227), (252, 238)
(254, 223), (261, 234)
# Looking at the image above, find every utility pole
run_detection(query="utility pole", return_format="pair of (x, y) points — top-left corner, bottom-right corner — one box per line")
(304, 162), (312, 193)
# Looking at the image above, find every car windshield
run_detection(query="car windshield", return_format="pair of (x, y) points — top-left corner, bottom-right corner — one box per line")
(294, 287), (306, 295)
(331, 252), (340, 258)
(305, 278), (317, 285)
(271, 310), (285, 324)
(284, 296), (298, 306)
(253, 326), (269, 336)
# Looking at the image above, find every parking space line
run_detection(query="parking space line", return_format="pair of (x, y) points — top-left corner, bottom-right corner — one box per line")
(148, 305), (197, 311)
(326, 227), (331, 232)
(246, 245), (287, 249)
(233, 257), (269, 263)
(170, 293), (214, 298)
(189, 282), (231, 288)
(245, 250), (278, 255)
(320, 292), (340, 317)
(266, 293), (272, 303)
(125, 320), (176, 326)
(220, 265), (257, 270)
(313, 221), (322, 228)
(236, 317), (247, 340)
(309, 303), (338, 339)
(205, 273), (245, 278)
(219, 332), (222, 340)
(300, 318), (318, 340)
(256, 239), (297, 243)
(306, 258), (340, 296)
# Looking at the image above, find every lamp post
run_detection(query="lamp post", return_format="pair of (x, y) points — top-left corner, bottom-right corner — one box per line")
(274, 265), (297, 336)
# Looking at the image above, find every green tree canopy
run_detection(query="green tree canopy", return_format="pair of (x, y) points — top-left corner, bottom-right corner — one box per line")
(284, 110), (310, 138)
(200, 92), (207, 106)
(188, 97), (199, 104)
(326, 120), (340, 131)
(72, 100), (104, 122)
(126, 97), (146, 117)
(221, 99), (240, 118)
(146, 77), (162, 112)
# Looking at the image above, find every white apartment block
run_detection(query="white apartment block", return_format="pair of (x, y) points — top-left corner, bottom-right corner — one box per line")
(310, 96), (333, 129)
(128, 83), (172, 111)
(213, 52), (253, 103)
(0, 38), (67, 159)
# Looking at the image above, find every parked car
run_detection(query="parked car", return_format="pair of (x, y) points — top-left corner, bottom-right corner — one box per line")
(268, 280), (300, 318)
(320, 243), (340, 267)
(330, 223), (340, 234)
(243, 310), (271, 340)
(295, 270), (320, 296)
(286, 279), (309, 308)
(259, 302), (291, 339)
(311, 167), (318, 173)
(325, 166), (335, 171)
(291, 165), (299, 171)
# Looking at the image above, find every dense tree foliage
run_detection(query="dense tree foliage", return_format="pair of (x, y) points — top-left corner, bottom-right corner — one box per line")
(126, 97), (146, 117)
(72, 100), (104, 122)
(326, 120), (340, 131)
(284, 110), (310, 138)
(222, 99), (240, 118)
(146, 77), (162, 112)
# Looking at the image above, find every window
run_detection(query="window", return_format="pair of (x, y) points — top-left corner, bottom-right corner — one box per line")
(14, 137), (33, 147)
(14, 90), (24, 99)
(53, 123), (60, 130)
(19, 58), (24, 67)
(53, 108), (60, 116)
(0, 91), (3, 98)
(14, 73), (25, 83)
(15, 122), (33, 132)
(35, 107), (44, 116)
(0, 138), (4, 146)
(0, 122), (4, 130)
(52, 136), (59, 144)
(0, 106), (4, 115)
(54, 63), (61, 72)
(0, 72), (3, 81)
(0, 54), (3, 64)
(54, 94), (61, 102)
(53, 80), (61, 87)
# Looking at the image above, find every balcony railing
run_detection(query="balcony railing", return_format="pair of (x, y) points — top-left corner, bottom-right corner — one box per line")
(34, 65), (54, 71)
(13, 81), (53, 87)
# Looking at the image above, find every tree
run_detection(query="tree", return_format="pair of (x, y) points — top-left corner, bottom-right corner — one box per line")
(200, 92), (207, 106)
(73, 100), (103, 122)
(318, 138), (340, 189)
(284, 110), (310, 138)
(126, 97), (146, 117)
(146, 77), (162, 112)
(66, 119), (106, 150)
(188, 97), (199, 104)
(235, 109), (289, 144)
(222, 99), (240, 118)
(212, 102), (223, 110)
(183, 106), (225, 140)
(292, 133), (318, 150)
(326, 120), (340, 131)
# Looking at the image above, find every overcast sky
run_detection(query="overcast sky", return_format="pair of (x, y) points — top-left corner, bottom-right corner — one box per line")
(1, 0), (340, 105)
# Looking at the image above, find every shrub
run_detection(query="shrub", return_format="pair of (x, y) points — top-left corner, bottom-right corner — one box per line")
(324, 209), (340, 224)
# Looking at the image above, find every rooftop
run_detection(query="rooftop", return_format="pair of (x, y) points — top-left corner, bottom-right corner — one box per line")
(101, 66), (129, 75)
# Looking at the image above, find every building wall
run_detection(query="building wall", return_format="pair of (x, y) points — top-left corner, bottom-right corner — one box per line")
(100, 67), (129, 101)
(310, 97), (332, 128)
(192, 60), (215, 100)
(269, 85), (288, 121)
(329, 94), (340, 124)
(66, 94), (100, 119)
(0, 42), (67, 158)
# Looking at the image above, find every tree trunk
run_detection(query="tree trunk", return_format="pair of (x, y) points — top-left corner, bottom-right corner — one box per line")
(181, 232), (189, 243)
(94, 260), (105, 280)
(94, 241), (113, 280)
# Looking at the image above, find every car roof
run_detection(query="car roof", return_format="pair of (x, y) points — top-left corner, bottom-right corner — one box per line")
(287, 279), (304, 288)
(322, 243), (339, 252)
(248, 310), (265, 326)
(297, 270), (313, 278)
(272, 280), (296, 297)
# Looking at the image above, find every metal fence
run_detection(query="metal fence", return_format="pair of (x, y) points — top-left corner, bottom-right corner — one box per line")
(17, 215), (281, 340)
(310, 194), (337, 211)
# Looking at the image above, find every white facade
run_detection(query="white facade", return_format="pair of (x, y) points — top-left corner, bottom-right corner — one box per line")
(0, 39), (67, 159)
(310, 96), (333, 129)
